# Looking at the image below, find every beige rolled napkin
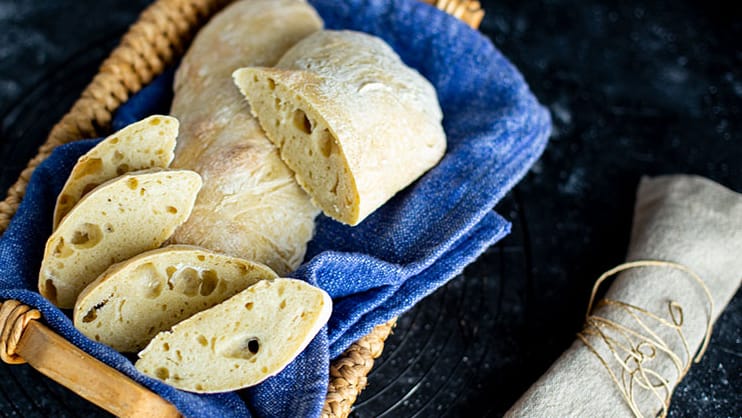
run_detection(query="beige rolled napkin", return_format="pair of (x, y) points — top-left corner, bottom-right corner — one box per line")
(506, 175), (742, 418)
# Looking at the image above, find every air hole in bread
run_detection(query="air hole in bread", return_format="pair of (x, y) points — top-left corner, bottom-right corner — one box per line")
(330, 176), (339, 195)
(82, 297), (110, 323)
(136, 263), (163, 299)
(150, 118), (161, 126)
(278, 284), (286, 297)
(126, 178), (139, 190)
(279, 299), (287, 310)
(140, 188), (147, 196)
(267, 78), (276, 90)
(43, 272), (57, 290)
(117, 300), (126, 320)
(70, 223), (103, 249)
(52, 238), (74, 258)
(163, 343), (170, 351)
(73, 158), (103, 179)
(195, 384), (204, 391)
(245, 302), (254, 311)
(110, 137), (119, 144)
(176, 268), (200, 297)
(112, 150), (124, 161)
(316, 129), (335, 158)
(155, 367), (170, 380)
(293, 109), (313, 134)
(197, 255), (206, 262)
(116, 163), (130, 176)
(199, 270), (218, 296)
(81, 309), (97, 323)
(175, 350), (182, 361)
(166, 206), (178, 214)
(222, 336), (261, 360)
(248, 338), (260, 354)
(197, 335), (208, 347)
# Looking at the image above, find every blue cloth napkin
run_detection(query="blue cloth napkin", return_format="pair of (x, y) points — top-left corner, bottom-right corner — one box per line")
(0, 0), (550, 416)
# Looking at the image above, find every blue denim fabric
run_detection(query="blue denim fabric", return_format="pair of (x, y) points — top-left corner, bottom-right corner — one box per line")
(0, 0), (550, 416)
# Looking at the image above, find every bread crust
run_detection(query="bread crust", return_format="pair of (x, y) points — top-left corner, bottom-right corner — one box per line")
(170, 0), (323, 275)
(234, 30), (446, 225)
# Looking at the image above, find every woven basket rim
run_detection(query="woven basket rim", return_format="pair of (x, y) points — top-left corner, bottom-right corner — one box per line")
(0, 0), (483, 417)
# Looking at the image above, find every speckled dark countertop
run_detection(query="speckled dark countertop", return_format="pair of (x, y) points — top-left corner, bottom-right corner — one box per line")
(0, 0), (739, 417)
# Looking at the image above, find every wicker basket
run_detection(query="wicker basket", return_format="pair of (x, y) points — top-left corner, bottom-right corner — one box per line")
(0, 1), (484, 416)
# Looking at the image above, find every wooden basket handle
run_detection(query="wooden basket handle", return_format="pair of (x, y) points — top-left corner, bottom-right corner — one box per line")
(0, 1), (483, 417)
(0, 301), (181, 417)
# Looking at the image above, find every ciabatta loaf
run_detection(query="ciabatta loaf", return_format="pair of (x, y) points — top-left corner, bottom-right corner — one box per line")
(39, 170), (201, 308)
(136, 278), (331, 393)
(233, 30), (446, 225)
(53, 115), (177, 229)
(74, 245), (277, 352)
(170, 0), (322, 275)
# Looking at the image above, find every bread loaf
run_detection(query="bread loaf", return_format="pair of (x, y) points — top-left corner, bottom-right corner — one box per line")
(233, 30), (446, 225)
(74, 245), (278, 352)
(169, 0), (322, 275)
(136, 278), (331, 393)
(53, 115), (177, 229)
(39, 170), (202, 308)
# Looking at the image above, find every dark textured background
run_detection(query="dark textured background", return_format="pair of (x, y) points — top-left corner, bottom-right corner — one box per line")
(0, 0), (740, 417)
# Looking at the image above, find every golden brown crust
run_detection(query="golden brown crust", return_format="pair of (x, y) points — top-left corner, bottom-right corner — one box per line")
(169, 0), (323, 275)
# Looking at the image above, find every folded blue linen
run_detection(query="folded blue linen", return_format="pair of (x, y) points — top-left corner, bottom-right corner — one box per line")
(0, 0), (550, 416)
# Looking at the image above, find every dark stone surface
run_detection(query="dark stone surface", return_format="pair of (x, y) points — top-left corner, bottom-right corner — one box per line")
(0, 0), (739, 417)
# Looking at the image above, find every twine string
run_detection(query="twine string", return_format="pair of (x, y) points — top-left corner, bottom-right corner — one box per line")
(577, 260), (715, 418)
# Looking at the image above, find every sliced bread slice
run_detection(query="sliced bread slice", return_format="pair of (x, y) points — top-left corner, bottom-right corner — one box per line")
(53, 115), (178, 229)
(74, 245), (278, 352)
(233, 30), (446, 225)
(39, 169), (202, 308)
(136, 278), (331, 393)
